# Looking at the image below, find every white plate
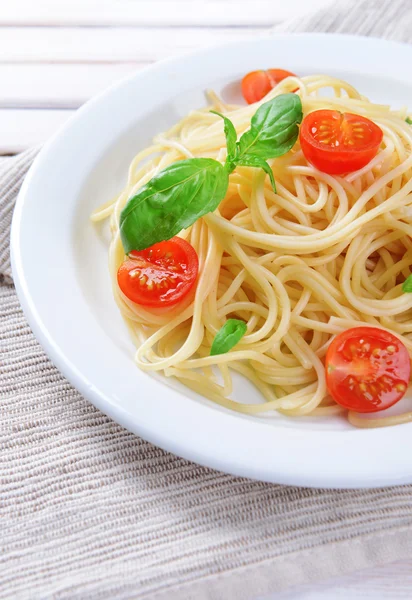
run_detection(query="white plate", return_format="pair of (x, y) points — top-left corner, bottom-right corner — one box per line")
(11, 33), (412, 488)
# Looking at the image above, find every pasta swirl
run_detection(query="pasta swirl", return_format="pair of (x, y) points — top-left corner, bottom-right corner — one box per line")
(92, 75), (412, 428)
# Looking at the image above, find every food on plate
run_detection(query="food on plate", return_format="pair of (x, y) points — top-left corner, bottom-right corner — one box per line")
(299, 110), (383, 174)
(117, 237), (199, 308)
(325, 327), (410, 413)
(91, 72), (412, 428)
(241, 68), (297, 103)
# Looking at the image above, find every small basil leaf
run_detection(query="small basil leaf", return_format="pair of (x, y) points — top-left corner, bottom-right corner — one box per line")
(236, 155), (276, 193)
(210, 319), (247, 356)
(120, 158), (228, 253)
(406, 117), (412, 125)
(402, 274), (412, 292)
(237, 93), (303, 160)
(210, 110), (238, 161)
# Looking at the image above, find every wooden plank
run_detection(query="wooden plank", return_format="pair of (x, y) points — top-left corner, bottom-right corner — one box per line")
(0, 27), (264, 63)
(0, 0), (332, 27)
(0, 109), (74, 154)
(0, 64), (144, 108)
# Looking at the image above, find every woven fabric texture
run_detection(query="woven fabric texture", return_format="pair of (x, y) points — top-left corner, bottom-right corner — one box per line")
(2, 1), (412, 598)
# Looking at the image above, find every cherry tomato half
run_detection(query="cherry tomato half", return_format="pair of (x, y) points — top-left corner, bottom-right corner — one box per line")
(241, 68), (297, 104)
(325, 327), (411, 413)
(300, 110), (383, 175)
(117, 237), (198, 308)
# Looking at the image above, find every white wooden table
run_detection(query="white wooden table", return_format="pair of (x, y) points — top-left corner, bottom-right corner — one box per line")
(3, 1), (412, 598)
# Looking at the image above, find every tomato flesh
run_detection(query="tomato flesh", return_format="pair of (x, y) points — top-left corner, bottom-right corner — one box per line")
(300, 110), (383, 174)
(325, 327), (411, 413)
(117, 237), (198, 308)
(241, 68), (297, 104)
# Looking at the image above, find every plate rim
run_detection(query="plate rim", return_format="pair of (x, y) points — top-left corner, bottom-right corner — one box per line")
(10, 32), (412, 489)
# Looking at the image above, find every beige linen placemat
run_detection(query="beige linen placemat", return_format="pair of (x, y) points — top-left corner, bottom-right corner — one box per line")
(2, 1), (412, 598)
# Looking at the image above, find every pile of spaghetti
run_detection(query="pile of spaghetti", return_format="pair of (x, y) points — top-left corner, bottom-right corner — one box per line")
(92, 73), (412, 428)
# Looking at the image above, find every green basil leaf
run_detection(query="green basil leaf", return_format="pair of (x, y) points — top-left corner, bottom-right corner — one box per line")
(406, 117), (412, 125)
(210, 110), (238, 161)
(210, 319), (247, 356)
(402, 274), (412, 292)
(236, 93), (303, 160)
(236, 155), (276, 193)
(120, 158), (228, 253)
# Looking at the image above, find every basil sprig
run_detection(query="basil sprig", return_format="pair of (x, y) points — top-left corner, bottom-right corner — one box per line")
(234, 154), (277, 193)
(210, 110), (238, 168)
(120, 93), (302, 253)
(120, 159), (228, 254)
(236, 93), (302, 160)
(406, 117), (412, 125)
(210, 319), (247, 356)
(402, 275), (412, 293)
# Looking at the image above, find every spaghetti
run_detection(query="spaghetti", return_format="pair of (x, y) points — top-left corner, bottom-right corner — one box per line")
(91, 74), (412, 428)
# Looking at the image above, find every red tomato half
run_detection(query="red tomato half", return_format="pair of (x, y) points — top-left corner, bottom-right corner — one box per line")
(241, 68), (297, 104)
(300, 110), (383, 174)
(325, 327), (411, 413)
(117, 237), (198, 308)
